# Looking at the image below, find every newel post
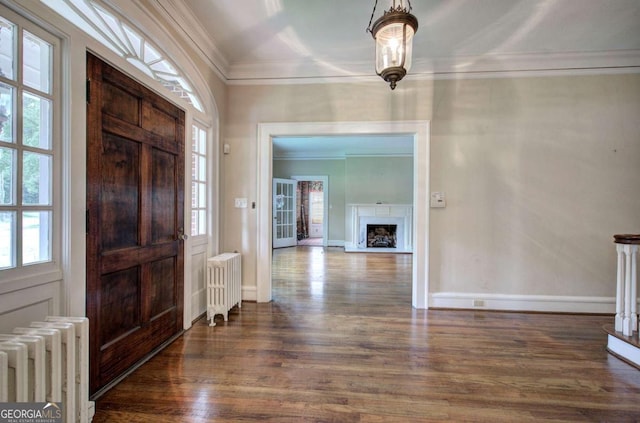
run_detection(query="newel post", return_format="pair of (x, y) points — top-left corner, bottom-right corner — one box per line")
(613, 234), (640, 337)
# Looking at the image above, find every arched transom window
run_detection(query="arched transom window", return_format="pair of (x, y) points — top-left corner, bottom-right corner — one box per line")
(41, 0), (204, 112)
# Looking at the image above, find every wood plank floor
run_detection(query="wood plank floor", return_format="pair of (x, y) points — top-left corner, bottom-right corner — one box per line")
(93, 247), (640, 422)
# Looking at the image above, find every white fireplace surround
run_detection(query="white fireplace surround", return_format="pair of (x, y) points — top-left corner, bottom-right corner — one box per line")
(346, 204), (412, 253)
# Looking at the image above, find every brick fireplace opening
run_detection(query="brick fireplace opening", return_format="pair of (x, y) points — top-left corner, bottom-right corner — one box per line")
(366, 224), (397, 248)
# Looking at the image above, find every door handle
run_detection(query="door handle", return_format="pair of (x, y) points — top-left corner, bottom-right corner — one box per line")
(178, 228), (189, 240)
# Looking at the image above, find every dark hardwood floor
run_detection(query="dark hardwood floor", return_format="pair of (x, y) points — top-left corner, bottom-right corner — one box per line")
(93, 247), (640, 422)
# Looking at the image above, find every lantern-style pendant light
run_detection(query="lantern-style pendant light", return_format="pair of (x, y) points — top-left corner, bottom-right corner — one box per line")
(367, 0), (418, 90)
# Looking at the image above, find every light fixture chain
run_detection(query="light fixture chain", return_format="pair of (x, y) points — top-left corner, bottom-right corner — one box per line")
(366, 0), (379, 33)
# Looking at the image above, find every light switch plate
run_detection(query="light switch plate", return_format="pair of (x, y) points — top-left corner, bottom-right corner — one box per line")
(430, 192), (446, 208)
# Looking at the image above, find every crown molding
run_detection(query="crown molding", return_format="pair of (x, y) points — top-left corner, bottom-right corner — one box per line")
(147, 0), (230, 82)
(420, 49), (640, 75)
(226, 50), (640, 85)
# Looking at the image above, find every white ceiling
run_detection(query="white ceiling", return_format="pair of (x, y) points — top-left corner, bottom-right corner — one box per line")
(160, 0), (640, 83)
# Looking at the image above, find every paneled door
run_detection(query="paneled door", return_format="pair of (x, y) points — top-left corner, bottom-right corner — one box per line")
(273, 178), (297, 248)
(86, 53), (185, 395)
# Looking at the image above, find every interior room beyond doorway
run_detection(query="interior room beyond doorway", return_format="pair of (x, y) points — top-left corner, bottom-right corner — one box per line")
(294, 178), (326, 247)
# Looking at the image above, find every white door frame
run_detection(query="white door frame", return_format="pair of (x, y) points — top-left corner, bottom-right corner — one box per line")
(257, 121), (430, 309)
(291, 175), (329, 246)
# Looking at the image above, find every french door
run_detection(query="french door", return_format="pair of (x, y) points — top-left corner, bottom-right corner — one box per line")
(272, 178), (297, 248)
(86, 53), (185, 395)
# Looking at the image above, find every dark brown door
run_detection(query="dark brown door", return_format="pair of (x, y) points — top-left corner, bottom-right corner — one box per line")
(86, 53), (185, 395)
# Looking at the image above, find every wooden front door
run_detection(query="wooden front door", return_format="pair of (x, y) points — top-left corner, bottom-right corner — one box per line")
(86, 53), (185, 395)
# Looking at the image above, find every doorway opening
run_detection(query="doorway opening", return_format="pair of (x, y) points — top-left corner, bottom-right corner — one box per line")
(292, 176), (328, 247)
(296, 181), (323, 246)
(257, 121), (430, 308)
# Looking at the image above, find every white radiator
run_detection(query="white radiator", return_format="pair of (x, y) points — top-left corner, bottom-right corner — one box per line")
(0, 316), (95, 423)
(207, 253), (242, 326)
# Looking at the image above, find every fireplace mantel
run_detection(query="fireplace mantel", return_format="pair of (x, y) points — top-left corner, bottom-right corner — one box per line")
(345, 204), (412, 253)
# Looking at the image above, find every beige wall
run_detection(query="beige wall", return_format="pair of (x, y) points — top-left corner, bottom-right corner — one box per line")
(224, 74), (640, 306)
(345, 156), (413, 204)
(429, 74), (640, 299)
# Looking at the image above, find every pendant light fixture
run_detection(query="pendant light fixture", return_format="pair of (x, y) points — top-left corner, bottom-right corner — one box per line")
(366, 0), (418, 90)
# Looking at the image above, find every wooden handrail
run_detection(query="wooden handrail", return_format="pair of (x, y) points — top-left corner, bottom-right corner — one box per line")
(614, 234), (640, 245)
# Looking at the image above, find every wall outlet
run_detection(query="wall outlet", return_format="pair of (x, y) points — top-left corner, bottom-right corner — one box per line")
(472, 299), (485, 307)
(234, 198), (248, 208)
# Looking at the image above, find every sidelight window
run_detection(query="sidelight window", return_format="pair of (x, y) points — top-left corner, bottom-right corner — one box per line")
(0, 14), (58, 271)
(190, 123), (208, 237)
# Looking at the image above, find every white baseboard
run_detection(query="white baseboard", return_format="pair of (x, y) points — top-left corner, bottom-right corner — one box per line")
(327, 240), (345, 247)
(242, 286), (257, 302)
(429, 292), (615, 314)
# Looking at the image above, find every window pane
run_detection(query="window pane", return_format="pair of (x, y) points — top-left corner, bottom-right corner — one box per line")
(143, 42), (161, 64)
(192, 127), (205, 153)
(94, 7), (127, 48)
(0, 146), (15, 205)
(22, 210), (51, 265)
(22, 92), (52, 149)
(198, 182), (206, 208)
(198, 156), (206, 181)
(22, 31), (51, 93)
(22, 151), (51, 205)
(191, 183), (197, 208)
(198, 129), (206, 154)
(149, 59), (176, 75)
(198, 210), (206, 235)
(191, 130), (197, 152)
(0, 17), (15, 80)
(123, 26), (142, 57)
(190, 210), (197, 236)
(0, 82), (14, 143)
(0, 211), (15, 269)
